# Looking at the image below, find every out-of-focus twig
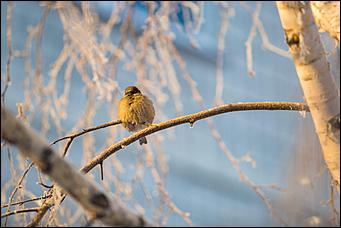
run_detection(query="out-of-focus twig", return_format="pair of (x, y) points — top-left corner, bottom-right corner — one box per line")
(244, 2), (262, 77)
(1, 195), (52, 209)
(242, 2), (291, 77)
(1, 207), (40, 219)
(3, 162), (34, 225)
(215, 3), (234, 105)
(1, 1), (13, 104)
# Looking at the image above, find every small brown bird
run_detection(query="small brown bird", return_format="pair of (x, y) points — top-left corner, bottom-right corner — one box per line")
(118, 86), (155, 145)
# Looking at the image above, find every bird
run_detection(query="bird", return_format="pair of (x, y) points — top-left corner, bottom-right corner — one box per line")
(118, 86), (155, 145)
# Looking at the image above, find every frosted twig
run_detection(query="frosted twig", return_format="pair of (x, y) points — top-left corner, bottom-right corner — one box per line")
(1, 1), (13, 104)
(215, 3), (234, 105)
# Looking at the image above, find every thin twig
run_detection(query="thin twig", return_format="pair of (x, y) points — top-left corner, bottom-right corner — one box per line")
(50, 120), (122, 158)
(215, 4), (232, 105)
(3, 162), (34, 226)
(1, 195), (52, 209)
(26, 204), (50, 227)
(329, 182), (340, 226)
(244, 2), (261, 77)
(1, 1), (13, 104)
(1, 207), (40, 219)
(51, 120), (122, 145)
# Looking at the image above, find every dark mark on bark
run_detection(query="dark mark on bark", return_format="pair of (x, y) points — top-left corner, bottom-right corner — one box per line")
(286, 33), (300, 47)
(90, 192), (109, 209)
(41, 147), (53, 173)
(138, 215), (145, 226)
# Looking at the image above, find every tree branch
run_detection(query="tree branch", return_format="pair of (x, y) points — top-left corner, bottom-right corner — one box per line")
(1, 207), (40, 219)
(81, 102), (309, 173)
(1, 195), (52, 209)
(26, 204), (50, 227)
(1, 106), (152, 227)
(51, 120), (122, 157)
(51, 120), (122, 145)
(3, 162), (34, 226)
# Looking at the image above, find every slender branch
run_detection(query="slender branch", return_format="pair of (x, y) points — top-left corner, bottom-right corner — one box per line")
(244, 2), (261, 77)
(51, 120), (122, 145)
(81, 102), (309, 173)
(1, 195), (52, 209)
(1, 1), (13, 104)
(1, 207), (40, 219)
(50, 120), (122, 158)
(3, 162), (34, 226)
(215, 4), (231, 105)
(329, 182), (340, 226)
(26, 204), (50, 227)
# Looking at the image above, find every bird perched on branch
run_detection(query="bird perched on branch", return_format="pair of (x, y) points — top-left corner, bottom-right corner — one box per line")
(118, 86), (155, 145)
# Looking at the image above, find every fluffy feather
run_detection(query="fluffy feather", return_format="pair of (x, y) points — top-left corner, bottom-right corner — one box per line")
(118, 86), (155, 145)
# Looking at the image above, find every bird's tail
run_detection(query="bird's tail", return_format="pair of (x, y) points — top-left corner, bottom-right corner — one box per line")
(139, 136), (147, 145)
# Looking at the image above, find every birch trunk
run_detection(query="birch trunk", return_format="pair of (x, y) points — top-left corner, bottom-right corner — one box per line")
(276, 1), (340, 190)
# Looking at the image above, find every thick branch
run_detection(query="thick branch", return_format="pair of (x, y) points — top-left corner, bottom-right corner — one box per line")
(81, 102), (309, 173)
(1, 106), (152, 227)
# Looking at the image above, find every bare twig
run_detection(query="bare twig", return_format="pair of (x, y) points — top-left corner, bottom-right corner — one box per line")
(1, 195), (52, 209)
(1, 207), (40, 219)
(3, 162), (34, 226)
(241, 2), (292, 77)
(50, 120), (122, 158)
(51, 120), (122, 146)
(26, 204), (50, 227)
(1, 1), (13, 104)
(215, 4), (233, 105)
(329, 182), (340, 226)
(244, 2), (261, 77)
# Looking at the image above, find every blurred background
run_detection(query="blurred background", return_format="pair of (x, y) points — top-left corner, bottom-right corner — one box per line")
(1, 1), (340, 226)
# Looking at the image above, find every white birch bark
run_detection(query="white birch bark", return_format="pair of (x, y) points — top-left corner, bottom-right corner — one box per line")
(276, 1), (340, 190)
(310, 1), (340, 44)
